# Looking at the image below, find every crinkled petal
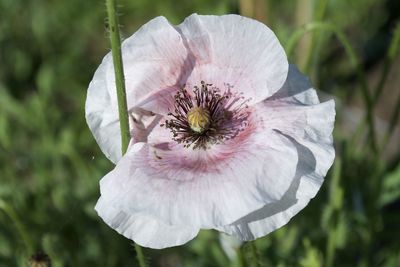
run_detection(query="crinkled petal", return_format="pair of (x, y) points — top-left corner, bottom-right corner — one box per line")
(217, 69), (335, 239)
(98, 119), (300, 228)
(218, 197), (311, 240)
(86, 16), (190, 163)
(267, 64), (319, 105)
(87, 12), (334, 247)
(86, 14), (289, 163)
(177, 14), (288, 104)
(118, 17), (192, 111)
(85, 54), (122, 163)
(95, 196), (199, 249)
(217, 136), (332, 240)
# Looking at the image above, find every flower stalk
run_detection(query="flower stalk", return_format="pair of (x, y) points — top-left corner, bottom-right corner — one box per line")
(105, 0), (148, 266)
(105, 0), (130, 154)
(249, 241), (262, 267)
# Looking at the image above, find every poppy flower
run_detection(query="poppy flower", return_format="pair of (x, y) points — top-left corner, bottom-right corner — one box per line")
(86, 14), (335, 249)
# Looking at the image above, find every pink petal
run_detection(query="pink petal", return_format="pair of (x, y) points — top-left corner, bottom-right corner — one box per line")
(98, 115), (300, 228)
(176, 14), (288, 104)
(86, 16), (190, 163)
(218, 67), (335, 240)
(119, 17), (191, 111)
(86, 15), (289, 163)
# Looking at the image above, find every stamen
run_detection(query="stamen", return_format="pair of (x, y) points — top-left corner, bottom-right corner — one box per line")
(163, 81), (249, 149)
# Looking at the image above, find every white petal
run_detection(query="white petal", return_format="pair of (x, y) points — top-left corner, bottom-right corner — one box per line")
(218, 136), (330, 240)
(177, 14), (288, 104)
(267, 64), (320, 105)
(218, 197), (311, 240)
(85, 54), (122, 163)
(218, 79), (335, 240)
(120, 16), (191, 113)
(95, 196), (199, 249)
(86, 15), (289, 163)
(98, 115), (300, 228)
(86, 16), (189, 163)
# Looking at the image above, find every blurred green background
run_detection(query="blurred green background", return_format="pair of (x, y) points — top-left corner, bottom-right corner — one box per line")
(0, 0), (399, 266)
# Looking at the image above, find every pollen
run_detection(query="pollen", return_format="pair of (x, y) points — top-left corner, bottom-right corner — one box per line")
(187, 107), (211, 133)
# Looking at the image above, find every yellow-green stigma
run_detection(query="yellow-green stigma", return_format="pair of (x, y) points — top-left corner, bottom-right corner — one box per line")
(187, 107), (211, 133)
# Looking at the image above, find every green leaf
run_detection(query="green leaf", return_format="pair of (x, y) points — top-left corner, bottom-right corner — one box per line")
(379, 163), (400, 207)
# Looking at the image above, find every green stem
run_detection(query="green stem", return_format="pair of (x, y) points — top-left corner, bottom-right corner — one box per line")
(237, 245), (248, 267)
(239, 241), (263, 267)
(373, 58), (391, 104)
(325, 228), (336, 267)
(286, 22), (377, 154)
(377, 23), (400, 151)
(238, 243), (249, 267)
(303, 0), (328, 73)
(134, 243), (148, 267)
(249, 241), (262, 267)
(106, 0), (130, 155)
(105, 1), (148, 266)
(0, 199), (34, 255)
(381, 92), (400, 151)
(325, 158), (342, 267)
(350, 22), (400, 155)
(376, 22), (400, 103)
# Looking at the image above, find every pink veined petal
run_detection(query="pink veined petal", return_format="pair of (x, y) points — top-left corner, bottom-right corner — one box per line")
(87, 11), (335, 247)
(98, 116), (301, 228)
(117, 17), (191, 111)
(86, 16), (190, 163)
(217, 67), (335, 240)
(132, 14), (289, 113)
(218, 129), (333, 240)
(95, 197), (199, 249)
(176, 14), (288, 104)
(86, 14), (289, 163)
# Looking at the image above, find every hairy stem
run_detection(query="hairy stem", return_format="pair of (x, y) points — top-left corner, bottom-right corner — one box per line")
(105, 0), (130, 155)
(105, 1), (148, 266)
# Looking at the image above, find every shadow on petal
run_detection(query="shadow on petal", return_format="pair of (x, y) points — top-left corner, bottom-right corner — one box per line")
(132, 49), (198, 116)
(224, 131), (317, 239)
(266, 64), (316, 105)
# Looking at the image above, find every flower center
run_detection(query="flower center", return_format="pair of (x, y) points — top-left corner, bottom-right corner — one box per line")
(162, 81), (249, 149)
(187, 107), (211, 133)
